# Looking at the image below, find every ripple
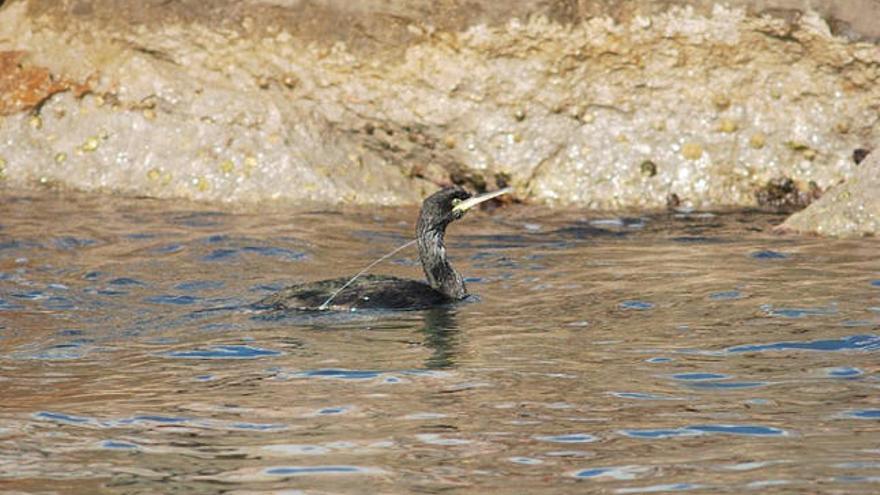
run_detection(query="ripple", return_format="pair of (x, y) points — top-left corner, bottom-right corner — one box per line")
(688, 381), (767, 389)
(619, 428), (702, 439)
(108, 277), (145, 286)
(620, 424), (786, 439)
(264, 465), (377, 476)
(833, 475), (880, 484)
(120, 415), (188, 424)
(616, 482), (705, 493)
(726, 334), (880, 353)
(144, 295), (200, 305)
(30, 403), (302, 433)
(0, 298), (24, 311)
(745, 480), (792, 489)
(42, 296), (76, 310)
(416, 434), (472, 446)
(294, 369), (381, 380)
(721, 460), (782, 471)
(686, 424), (787, 436)
(572, 465), (650, 480)
(263, 444), (331, 456)
(21, 342), (93, 361)
(671, 373), (729, 381)
(202, 248), (239, 262)
(11, 290), (45, 300)
(169, 211), (226, 228)
(205, 235), (230, 243)
(96, 289), (127, 296)
(314, 407), (348, 416)
(162, 345), (282, 359)
(761, 305), (837, 319)
(843, 320), (876, 328)
(175, 280), (225, 292)
(53, 236), (97, 251)
(612, 392), (682, 400)
(750, 250), (787, 259)
(620, 300), (654, 310)
(709, 290), (743, 300)
(0, 239), (38, 251)
(533, 433), (597, 443)
(34, 411), (94, 425)
(590, 218), (625, 228)
(152, 243), (184, 254)
(241, 246), (307, 261)
(100, 440), (141, 450)
(826, 367), (864, 378)
(230, 422), (287, 431)
(834, 462), (880, 469)
(125, 232), (158, 240)
(403, 412), (448, 420)
(842, 409), (880, 420)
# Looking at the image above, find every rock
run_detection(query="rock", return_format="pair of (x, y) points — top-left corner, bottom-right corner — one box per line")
(0, 1), (878, 208)
(755, 177), (822, 212)
(853, 148), (871, 164)
(779, 148), (880, 237)
(0, 51), (90, 115)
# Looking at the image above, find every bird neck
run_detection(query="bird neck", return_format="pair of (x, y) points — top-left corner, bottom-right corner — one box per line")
(416, 224), (467, 300)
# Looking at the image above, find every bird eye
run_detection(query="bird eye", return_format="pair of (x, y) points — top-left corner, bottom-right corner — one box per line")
(451, 198), (462, 207)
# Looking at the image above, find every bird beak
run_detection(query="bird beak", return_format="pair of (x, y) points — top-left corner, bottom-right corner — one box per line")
(452, 187), (513, 214)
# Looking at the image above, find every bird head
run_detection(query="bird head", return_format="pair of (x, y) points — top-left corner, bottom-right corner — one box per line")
(418, 186), (512, 231)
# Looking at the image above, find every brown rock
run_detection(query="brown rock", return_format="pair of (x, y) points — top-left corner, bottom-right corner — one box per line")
(779, 148), (880, 236)
(0, 51), (89, 116)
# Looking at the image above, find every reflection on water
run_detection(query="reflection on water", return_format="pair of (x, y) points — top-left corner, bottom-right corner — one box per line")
(420, 307), (460, 369)
(1, 190), (879, 493)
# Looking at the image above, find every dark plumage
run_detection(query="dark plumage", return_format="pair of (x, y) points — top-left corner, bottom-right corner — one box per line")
(254, 187), (504, 312)
(254, 274), (451, 311)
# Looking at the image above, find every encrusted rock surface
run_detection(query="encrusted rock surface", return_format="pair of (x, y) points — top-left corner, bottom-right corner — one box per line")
(0, 0), (878, 213)
(780, 147), (880, 236)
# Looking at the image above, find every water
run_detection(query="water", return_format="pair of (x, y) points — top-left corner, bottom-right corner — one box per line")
(1, 190), (878, 493)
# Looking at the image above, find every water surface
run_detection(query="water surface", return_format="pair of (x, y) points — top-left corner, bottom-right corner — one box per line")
(1, 191), (878, 493)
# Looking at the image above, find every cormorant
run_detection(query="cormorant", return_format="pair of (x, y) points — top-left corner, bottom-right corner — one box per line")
(254, 186), (510, 311)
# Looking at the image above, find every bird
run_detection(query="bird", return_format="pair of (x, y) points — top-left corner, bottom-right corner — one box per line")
(253, 186), (511, 311)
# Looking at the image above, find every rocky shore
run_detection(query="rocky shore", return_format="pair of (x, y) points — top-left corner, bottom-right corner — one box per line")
(0, 1), (878, 234)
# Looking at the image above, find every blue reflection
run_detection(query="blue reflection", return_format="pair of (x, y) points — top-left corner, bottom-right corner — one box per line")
(202, 248), (238, 261)
(101, 440), (140, 450)
(750, 250), (787, 259)
(534, 433), (597, 443)
(108, 277), (145, 286)
(671, 373), (729, 381)
(265, 466), (370, 476)
(686, 424), (785, 436)
(295, 369), (381, 380)
(827, 367), (863, 378)
(145, 295), (199, 305)
(621, 424), (786, 438)
(620, 300), (655, 310)
(843, 410), (880, 419)
(34, 411), (93, 424)
(762, 305), (837, 318)
(688, 381), (766, 389)
(163, 345), (282, 359)
(709, 290), (743, 300)
(727, 334), (880, 353)
(175, 280), (224, 292)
